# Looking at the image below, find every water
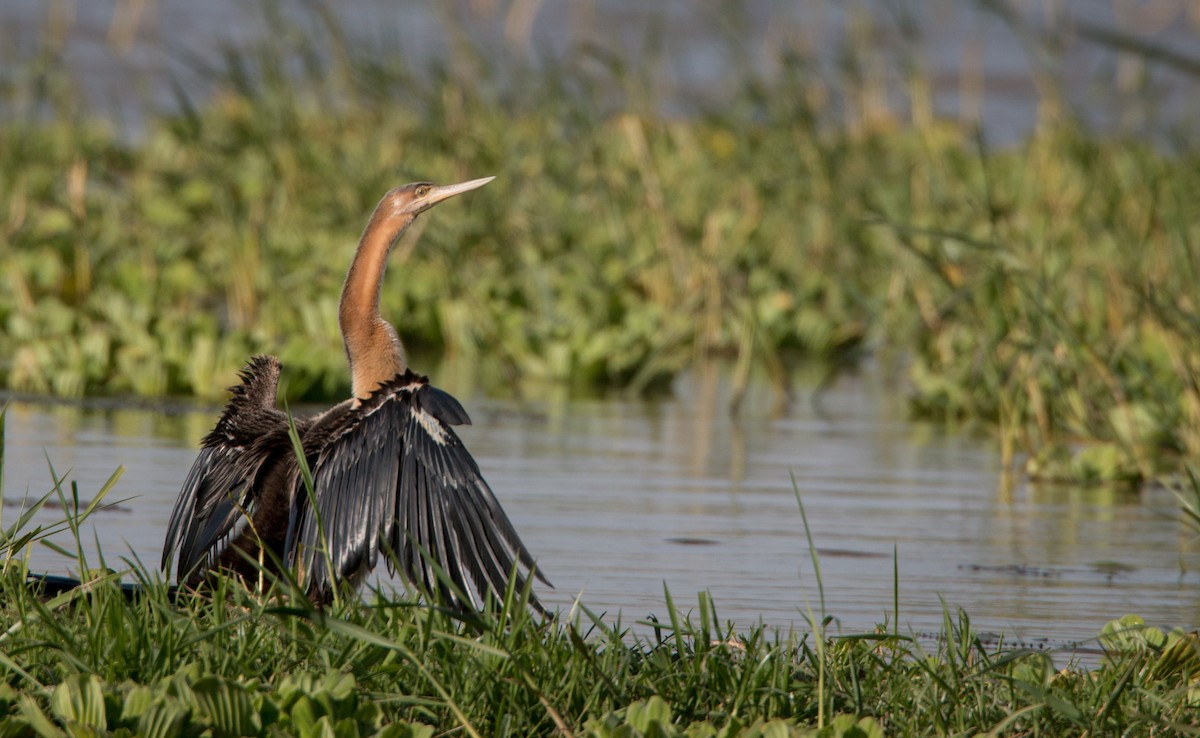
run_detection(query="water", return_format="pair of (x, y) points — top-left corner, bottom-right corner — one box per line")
(3, 1), (1198, 143)
(5, 365), (1198, 660)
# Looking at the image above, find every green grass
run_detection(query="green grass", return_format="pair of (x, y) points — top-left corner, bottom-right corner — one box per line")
(1, 452), (1199, 737)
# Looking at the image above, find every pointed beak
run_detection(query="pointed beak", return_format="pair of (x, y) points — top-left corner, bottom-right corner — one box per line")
(425, 176), (495, 208)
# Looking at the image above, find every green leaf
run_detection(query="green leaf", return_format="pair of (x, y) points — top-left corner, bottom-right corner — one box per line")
(626, 697), (673, 733)
(119, 685), (155, 723)
(332, 716), (362, 738)
(303, 715), (338, 738)
(50, 674), (107, 730)
(373, 723), (435, 738)
(759, 720), (795, 738)
(321, 673), (357, 705)
(135, 701), (187, 738)
(1100, 614), (1166, 655)
(291, 695), (321, 736)
(313, 672), (358, 720)
(190, 676), (260, 738)
(814, 715), (883, 738)
(18, 694), (65, 738)
(1150, 629), (1200, 681)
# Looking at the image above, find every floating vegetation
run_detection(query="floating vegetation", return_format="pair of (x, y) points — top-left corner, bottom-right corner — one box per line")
(2, 6), (1198, 487)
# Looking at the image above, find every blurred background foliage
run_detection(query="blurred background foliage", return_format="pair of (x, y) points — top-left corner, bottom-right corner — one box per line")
(1, 0), (1199, 483)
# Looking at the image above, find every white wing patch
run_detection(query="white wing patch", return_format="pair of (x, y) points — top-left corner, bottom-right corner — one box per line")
(412, 406), (450, 445)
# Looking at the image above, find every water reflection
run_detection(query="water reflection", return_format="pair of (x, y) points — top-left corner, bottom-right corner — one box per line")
(3, 367), (1198, 656)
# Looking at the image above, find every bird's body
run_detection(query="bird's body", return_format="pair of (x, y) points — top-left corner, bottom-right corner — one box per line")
(162, 177), (547, 610)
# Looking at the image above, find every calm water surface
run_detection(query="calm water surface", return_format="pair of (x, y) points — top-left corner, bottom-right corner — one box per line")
(4, 367), (1198, 658)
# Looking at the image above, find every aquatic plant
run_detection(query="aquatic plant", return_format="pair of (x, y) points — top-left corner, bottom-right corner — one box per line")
(2, 4), (1198, 486)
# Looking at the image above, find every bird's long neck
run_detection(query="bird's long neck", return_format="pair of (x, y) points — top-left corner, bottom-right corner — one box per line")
(339, 207), (414, 400)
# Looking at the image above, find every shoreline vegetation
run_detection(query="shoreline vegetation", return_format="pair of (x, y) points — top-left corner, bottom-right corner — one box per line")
(1, 4), (1199, 485)
(1, 459), (1199, 736)
(3, 2), (1200, 733)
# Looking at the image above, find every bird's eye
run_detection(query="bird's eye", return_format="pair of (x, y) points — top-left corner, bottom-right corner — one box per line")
(415, 186), (429, 198)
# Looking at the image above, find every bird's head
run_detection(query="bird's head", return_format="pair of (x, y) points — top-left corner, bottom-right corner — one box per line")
(380, 176), (495, 218)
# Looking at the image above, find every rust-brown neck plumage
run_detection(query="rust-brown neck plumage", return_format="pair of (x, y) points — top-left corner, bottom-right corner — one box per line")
(339, 202), (414, 400)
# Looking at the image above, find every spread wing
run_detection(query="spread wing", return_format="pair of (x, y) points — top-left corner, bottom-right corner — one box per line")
(292, 372), (547, 611)
(162, 356), (299, 583)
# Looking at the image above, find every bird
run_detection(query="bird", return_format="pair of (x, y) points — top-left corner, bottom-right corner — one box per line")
(161, 177), (548, 612)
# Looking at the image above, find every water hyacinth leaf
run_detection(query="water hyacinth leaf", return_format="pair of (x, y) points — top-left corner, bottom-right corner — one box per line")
(277, 672), (319, 710)
(756, 720), (793, 738)
(1101, 614), (1167, 655)
(50, 674), (106, 730)
(334, 716), (365, 738)
(269, 611), (482, 738)
(119, 685), (156, 722)
(0, 718), (37, 738)
(316, 672), (358, 716)
(686, 722), (719, 738)
(1149, 629), (1200, 681)
(189, 676), (260, 738)
(625, 697), (672, 733)
(354, 702), (383, 731)
(301, 714), (338, 738)
(374, 723), (434, 738)
(761, 716), (809, 738)
(582, 713), (632, 738)
(1107, 402), (1162, 447)
(290, 695), (321, 736)
(17, 693), (63, 738)
(136, 701), (188, 738)
(814, 715), (884, 738)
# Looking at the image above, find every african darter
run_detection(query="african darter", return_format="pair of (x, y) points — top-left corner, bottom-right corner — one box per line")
(161, 177), (547, 611)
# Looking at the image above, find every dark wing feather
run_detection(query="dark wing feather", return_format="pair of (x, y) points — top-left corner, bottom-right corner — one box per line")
(162, 356), (298, 582)
(294, 372), (547, 611)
